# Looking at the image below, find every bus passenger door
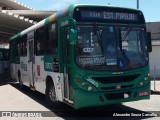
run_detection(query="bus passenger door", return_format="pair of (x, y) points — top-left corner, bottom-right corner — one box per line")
(61, 27), (73, 104)
(27, 32), (35, 89)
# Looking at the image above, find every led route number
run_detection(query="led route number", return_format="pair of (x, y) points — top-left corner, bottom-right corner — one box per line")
(81, 11), (138, 21)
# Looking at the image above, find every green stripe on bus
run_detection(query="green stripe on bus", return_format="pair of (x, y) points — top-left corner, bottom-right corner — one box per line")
(45, 16), (50, 25)
(10, 33), (21, 40)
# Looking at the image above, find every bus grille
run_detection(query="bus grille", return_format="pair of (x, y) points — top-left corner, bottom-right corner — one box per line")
(101, 84), (133, 91)
(92, 74), (140, 84)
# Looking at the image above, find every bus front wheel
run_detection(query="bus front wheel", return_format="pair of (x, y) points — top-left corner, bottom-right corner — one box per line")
(45, 81), (60, 108)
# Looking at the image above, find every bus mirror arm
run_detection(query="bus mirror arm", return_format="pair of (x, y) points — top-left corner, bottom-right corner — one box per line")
(69, 29), (77, 45)
(147, 32), (152, 52)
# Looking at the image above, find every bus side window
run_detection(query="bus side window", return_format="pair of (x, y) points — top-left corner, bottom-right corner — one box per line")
(35, 26), (46, 56)
(10, 41), (15, 60)
(0, 50), (3, 60)
(46, 23), (57, 54)
(16, 38), (25, 57)
(17, 40), (21, 57)
(22, 35), (27, 56)
(14, 41), (17, 57)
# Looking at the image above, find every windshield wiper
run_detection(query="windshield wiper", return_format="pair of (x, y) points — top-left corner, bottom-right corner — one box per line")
(93, 24), (103, 53)
(93, 24), (102, 41)
(122, 24), (132, 41)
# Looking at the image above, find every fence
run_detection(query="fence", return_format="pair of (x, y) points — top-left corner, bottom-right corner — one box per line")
(150, 66), (160, 79)
(151, 32), (160, 40)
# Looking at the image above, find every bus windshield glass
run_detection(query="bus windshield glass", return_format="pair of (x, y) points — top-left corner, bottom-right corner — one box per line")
(75, 25), (148, 71)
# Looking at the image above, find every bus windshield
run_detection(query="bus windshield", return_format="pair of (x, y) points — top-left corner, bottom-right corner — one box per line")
(75, 25), (148, 71)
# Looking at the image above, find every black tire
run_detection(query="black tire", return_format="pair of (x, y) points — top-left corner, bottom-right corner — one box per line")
(45, 81), (60, 108)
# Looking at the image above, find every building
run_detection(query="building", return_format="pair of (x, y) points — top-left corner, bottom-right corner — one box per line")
(0, 0), (56, 48)
(147, 22), (160, 78)
(0, 0), (55, 74)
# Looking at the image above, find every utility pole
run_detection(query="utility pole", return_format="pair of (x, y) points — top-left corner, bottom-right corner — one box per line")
(137, 0), (139, 9)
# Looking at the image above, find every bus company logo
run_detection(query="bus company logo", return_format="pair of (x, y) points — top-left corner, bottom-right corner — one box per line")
(21, 63), (27, 71)
(116, 84), (121, 90)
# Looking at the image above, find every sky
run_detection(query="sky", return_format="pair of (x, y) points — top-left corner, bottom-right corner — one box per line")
(16, 0), (160, 22)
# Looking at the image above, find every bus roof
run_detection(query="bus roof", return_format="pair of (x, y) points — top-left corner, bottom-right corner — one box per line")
(10, 4), (142, 41)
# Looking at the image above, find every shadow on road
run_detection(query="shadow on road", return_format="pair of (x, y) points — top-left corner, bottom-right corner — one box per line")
(9, 83), (156, 119)
(151, 90), (160, 95)
(0, 74), (11, 86)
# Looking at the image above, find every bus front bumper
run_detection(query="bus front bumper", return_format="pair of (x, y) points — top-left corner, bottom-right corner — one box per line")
(73, 84), (150, 109)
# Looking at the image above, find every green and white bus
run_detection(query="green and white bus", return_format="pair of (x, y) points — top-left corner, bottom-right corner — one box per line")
(10, 4), (152, 109)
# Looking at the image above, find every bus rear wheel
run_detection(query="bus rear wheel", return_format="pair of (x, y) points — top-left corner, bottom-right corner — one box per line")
(45, 81), (60, 108)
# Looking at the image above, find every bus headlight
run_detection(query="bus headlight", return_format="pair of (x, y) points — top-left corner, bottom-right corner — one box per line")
(82, 82), (86, 87)
(75, 77), (97, 92)
(88, 86), (92, 91)
(137, 76), (150, 87)
(144, 77), (148, 81)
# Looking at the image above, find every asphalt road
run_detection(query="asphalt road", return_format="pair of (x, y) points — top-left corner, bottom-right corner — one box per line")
(0, 76), (160, 120)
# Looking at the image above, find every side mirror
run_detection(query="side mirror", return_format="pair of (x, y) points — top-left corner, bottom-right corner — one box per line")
(69, 29), (77, 45)
(147, 32), (152, 52)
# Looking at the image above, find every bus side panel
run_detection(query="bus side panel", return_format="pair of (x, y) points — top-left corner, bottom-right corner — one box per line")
(33, 55), (64, 101)
(34, 56), (46, 94)
(20, 56), (29, 87)
(43, 55), (64, 102)
(46, 72), (64, 102)
(14, 64), (20, 82)
(57, 73), (64, 102)
(10, 63), (16, 81)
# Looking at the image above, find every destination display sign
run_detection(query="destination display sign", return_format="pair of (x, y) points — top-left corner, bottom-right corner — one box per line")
(81, 11), (139, 22)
